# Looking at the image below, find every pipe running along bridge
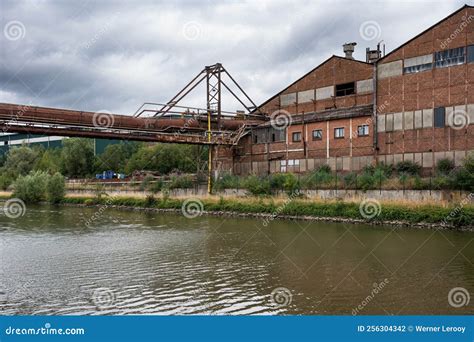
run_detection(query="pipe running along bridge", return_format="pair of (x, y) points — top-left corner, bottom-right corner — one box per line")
(0, 64), (267, 146)
(0, 63), (268, 193)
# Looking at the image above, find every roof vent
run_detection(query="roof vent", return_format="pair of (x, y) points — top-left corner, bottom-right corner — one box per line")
(343, 42), (357, 59)
(366, 41), (385, 63)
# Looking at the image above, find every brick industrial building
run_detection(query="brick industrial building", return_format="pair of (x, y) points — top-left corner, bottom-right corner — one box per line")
(214, 4), (474, 176)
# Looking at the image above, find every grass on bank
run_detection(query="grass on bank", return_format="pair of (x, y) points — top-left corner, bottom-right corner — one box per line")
(59, 195), (474, 227)
(2, 164), (473, 227)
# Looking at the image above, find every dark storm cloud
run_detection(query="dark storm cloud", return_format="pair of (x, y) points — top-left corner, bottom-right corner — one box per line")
(0, 0), (467, 114)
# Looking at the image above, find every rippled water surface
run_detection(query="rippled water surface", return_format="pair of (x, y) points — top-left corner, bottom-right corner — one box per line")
(1, 205), (473, 315)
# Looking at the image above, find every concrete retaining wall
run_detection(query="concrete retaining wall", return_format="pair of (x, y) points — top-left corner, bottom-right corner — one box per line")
(65, 188), (470, 204)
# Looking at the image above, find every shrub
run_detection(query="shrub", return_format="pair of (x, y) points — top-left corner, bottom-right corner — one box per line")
(361, 164), (375, 175)
(13, 171), (49, 203)
(84, 198), (95, 206)
(343, 172), (357, 189)
(318, 164), (331, 173)
(452, 155), (474, 191)
(268, 173), (300, 194)
(145, 194), (156, 207)
(303, 165), (333, 189)
(0, 174), (13, 190)
(149, 180), (164, 193)
(436, 158), (455, 175)
(398, 173), (410, 188)
(282, 173), (300, 195)
(375, 162), (393, 178)
(395, 161), (421, 176)
(169, 175), (193, 189)
(213, 174), (240, 191)
(139, 176), (153, 191)
(358, 172), (375, 191)
(432, 175), (451, 190)
(46, 172), (65, 204)
(269, 173), (287, 190)
(413, 175), (429, 190)
(243, 175), (271, 196)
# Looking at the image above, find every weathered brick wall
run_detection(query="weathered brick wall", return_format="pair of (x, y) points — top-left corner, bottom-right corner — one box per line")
(381, 7), (473, 64)
(215, 5), (474, 175)
(259, 57), (374, 116)
(376, 6), (474, 167)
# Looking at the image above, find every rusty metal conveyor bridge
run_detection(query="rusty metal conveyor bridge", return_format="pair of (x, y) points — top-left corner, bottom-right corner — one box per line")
(0, 63), (267, 145)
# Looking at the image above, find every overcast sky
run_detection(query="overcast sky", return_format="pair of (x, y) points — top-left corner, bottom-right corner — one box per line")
(0, 0), (467, 115)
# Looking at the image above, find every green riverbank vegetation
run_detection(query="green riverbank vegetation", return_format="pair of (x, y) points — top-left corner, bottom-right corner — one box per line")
(13, 171), (65, 204)
(58, 195), (474, 227)
(1, 141), (473, 194)
(212, 157), (474, 194)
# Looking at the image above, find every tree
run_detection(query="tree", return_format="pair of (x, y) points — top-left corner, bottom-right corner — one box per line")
(13, 171), (49, 203)
(3, 145), (40, 176)
(46, 172), (65, 203)
(60, 139), (95, 177)
(95, 142), (142, 173)
(0, 153), (6, 168)
(125, 143), (200, 175)
(36, 148), (62, 174)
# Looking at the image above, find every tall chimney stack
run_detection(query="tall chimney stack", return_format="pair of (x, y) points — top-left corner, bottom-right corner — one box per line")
(343, 42), (357, 59)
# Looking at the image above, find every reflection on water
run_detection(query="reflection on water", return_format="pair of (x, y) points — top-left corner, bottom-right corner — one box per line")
(0, 205), (473, 315)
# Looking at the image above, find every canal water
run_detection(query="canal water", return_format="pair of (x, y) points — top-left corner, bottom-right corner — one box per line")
(1, 205), (473, 315)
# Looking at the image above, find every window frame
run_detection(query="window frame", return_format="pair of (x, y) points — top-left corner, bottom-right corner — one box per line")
(357, 124), (369, 137)
(292, 131), (302, 142)
(434, 107), (446, 128)
(335, 82), (355, 97)
(312, 129), (323, 141)
(434, 47), (465, 68)
(334, 127), (345, 139)
(403, 63), (432, 74)
(467, 45), (474, 64)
